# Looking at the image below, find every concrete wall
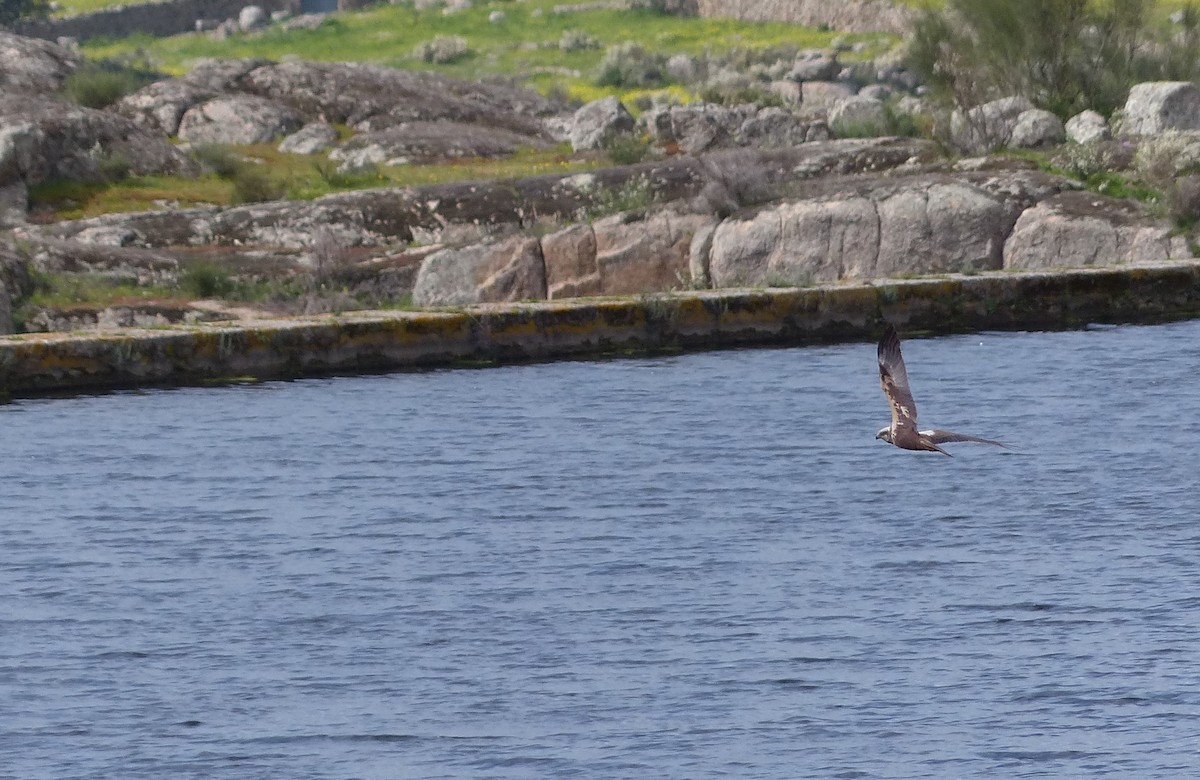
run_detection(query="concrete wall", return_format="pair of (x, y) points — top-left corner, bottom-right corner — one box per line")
(693, 0), (913, 34)
(2, 261), (1199, 396)
(14, 0), (298, 42)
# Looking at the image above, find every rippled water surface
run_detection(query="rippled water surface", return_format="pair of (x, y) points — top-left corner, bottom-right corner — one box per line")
(4, 320), (1200, 779)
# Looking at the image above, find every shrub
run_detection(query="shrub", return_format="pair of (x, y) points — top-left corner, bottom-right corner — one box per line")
(585, 176), (657, 219)
(60, 56), (163, 109)
(907, 0), (1200, 117)
(603, 132), (650, 165)
(190, 144), (244, 179)
(1054, 141), (1125, 181)
(595, 42), (667, 89)
(0, 0), (48, 27)
(558, 29), (600, 52)
(309, 226), (350, 288)
(96, 150), (133, 182)
(181, 263), (237, 299)
(230, 165), (286, 204)
(414, 35), (470, 64)
(1169, 174), (1200, 229)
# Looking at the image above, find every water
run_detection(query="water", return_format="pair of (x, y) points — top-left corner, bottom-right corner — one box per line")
(3, 320), (1200, 779)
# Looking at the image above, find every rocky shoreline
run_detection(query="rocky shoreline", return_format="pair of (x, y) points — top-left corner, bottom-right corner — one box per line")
(3, 260), (1198, 397)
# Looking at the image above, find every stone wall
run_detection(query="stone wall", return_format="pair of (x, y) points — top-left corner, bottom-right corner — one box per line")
(13, 0), (298, 42)
(2, 261), (1199, 396)
(693, 0), (914, 34)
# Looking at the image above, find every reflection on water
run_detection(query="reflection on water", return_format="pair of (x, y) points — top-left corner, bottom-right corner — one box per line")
(3, 321), (1200, 778)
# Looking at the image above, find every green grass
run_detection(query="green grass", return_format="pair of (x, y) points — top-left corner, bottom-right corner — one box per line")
(29, 143), (600, 220)
(22, 271), (183, 309)
(82, 0), (870, 103)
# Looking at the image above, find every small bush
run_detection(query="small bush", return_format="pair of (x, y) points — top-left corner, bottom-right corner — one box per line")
(181, 263), (237, 299)
(1054, 141), (1124, 181)
(595, 42), (667, 89)
(190, 144), (244, 179)
(585, 176), (657, 219)
(603, 132), (650, 165)
(311, 157), (383, 189)
(309, 226), (351, 288)
(60, 56), (163, 109)
(1169, 174), (1200, 229)
(559, 29), (600, 52)
(414, 35), (470, 64)
(230, 165), (286, 204)
(96, 150), (132, 182)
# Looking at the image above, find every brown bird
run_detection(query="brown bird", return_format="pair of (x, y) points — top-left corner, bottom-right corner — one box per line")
(875, 324), (1007, 456)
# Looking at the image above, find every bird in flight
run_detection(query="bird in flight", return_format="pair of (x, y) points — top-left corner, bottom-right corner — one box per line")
(876, 324), (1007, 456)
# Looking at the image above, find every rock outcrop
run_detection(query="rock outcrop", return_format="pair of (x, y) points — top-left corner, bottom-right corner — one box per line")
(707, 169), (1068, 286)
(0, 31), (80, 94)
(569, 96), (636, 152)
(117, 58), (556, 148)
(0, 95), (198, 187)
(178, 94), (305, 144)
(950, 96), (1035, 153)
(330, 120), (550, 169)
(412, 234), (546, 306)
(1009, 109), (1066, 149)
(278, 121), (339, 154)
(1065, 110), (1111, 144)
(1119, 82), (1200, 136)
(1003, 191), (1193, 269)
(642, 103), (825, 153)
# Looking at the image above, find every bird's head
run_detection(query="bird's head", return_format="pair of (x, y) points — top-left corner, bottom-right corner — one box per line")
(875, 427), (892, 443)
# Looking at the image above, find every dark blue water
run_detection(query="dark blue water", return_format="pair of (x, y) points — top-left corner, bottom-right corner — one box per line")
(3, 320), (1200, 779)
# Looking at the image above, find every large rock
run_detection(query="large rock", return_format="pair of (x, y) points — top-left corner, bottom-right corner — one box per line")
(24, 139), (940, 251)
(643, 103), (818, 153)
(178, 95), (304, 144)
(331, 120), (549, 169)
(1003, 191), (1194, 269)
(800, 80), (856, 113)
(412, 234), (546, 306)
(737, 107), (815, 148)
(1009, 109), (1065, 148)
(1065, 110), (1111, 144)
(278, 121), (339, 154)
(114, 80), (218, 136)
(950, 96), (1035, 153)
(0, 95), (198, 188)
(593, 211), (716, 295)
(238, 5), (268, 31)
(829, 95), (887, 137)
(0, 31), (80, 94)
(239, 60), (553, 136)
(1119, 82), (1200, 136)
(787, 50), (839, 82)
(541, 211), (717, 298)
(542, 223), (599, 298)
(568, 97), (635, 152)
(118, 58), (555, 145)
(707, 170), (1065, 286)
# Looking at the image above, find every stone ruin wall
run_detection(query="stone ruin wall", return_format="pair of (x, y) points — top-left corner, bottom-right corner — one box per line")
(13, 0), (299, 42)
(692, 0), (914, 34)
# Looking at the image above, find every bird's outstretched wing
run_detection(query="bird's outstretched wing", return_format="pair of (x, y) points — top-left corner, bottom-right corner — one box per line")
(922, 429), (1010, 448)
(878, 324), (918, 433)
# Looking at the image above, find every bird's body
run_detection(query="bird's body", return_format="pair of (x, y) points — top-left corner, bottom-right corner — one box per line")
(875, 325), (1007, 456)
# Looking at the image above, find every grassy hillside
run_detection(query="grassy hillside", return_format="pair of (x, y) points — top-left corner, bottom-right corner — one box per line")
(82, 0), (872, 104)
